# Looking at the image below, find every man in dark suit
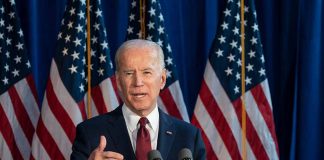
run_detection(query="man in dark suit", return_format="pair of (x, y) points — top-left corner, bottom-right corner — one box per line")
(71, 39), (206, 160)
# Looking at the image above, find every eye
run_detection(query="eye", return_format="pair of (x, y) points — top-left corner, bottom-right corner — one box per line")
(143, 71), (152, 75)
(124, 71), (133, 76)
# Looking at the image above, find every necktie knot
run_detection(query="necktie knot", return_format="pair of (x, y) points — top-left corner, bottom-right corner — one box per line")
(139, 117), (149, 127)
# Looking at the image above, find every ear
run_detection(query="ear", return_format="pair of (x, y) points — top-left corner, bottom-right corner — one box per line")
(160, 69), (167, 89)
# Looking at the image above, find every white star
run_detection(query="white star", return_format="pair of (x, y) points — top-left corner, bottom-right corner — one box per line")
(237, 59), (242, 67)
(250, 36), (258, 45)
(101, 41), (109, 49)
(91, 36), (98, 44)
(91, 49), (96, 57)
(65, 35), (71, 42)
(166, 69), (172, 78)
(80, 0), (86, 5)
(67, 21), (73, 29)
(166, 57), (173, 65)
(157, 39), (163, 47)
(97, 68), (104, 76)
(6, 25), (13, 32)
(248, 50), (256, 58)
(9, 12), (15, 19)
(234, 86), (239, 94)
(146, 35), (153, 41)
(2, 76), (8, 85)
(230, 40), (238, 48)
(127, 26), (133, 34)
(246, 63), (254, 72)
(0, 19), (4, 26)
(158, 13), (164, 21)
(75, 24), (83, 33)
(245, 76), (252, 85)
(235, 13), (240, 21)
(95, 8), (102, 17)
(14, 56), (22, 63)
(26, 60), (31, 68)
(82, 57), (86, 65)
(73, 38), (82, 47)
(236, 72), (240, 80)
(260, 54), (265, 63)
(78, 11), (85, 19)
(16, 42), (24, 50)
(69, 7), (76, 16)
(244, 6), (249, 13)
(0, 7), (4, 13)
(227, 54), (235, 62)
(81, 70), (85, 78)
(79, 83), (84, 92)
(225, 67), (233, 76)
(0, 33), (3, 39)
(62, 48), (68, 56)
(99, 54), (106, 63)
(148, 7), (156, 16)
(215, 49), (223, 57)
(157, 26), (164, 34)
(12, 69), (19, 77)
(4, 64), (9, 71)
(252, 23), (259, 32)
(147, 21), (155, 30)
(57, 32), (62, 39)
(129, 14), (135, 21)
(232, 27), (239, 35)
(223, 8), (231, 16)
(259, 68), (266, 76)
(166, 44), (172, 52)
(18, 29), (24, 37)
(218, 35), (226, 44)
(93, 23), (100, 30)
(69, 64), (78, 74)
(6, 51), (10, 58)
(221, 22), (229, 30)
(71, 51), (80, 60)
(131, 1), (136, 8)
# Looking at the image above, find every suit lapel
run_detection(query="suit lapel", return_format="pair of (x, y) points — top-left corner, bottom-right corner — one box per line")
(157, 109), (176, 159)
(106, 106), (136, 160)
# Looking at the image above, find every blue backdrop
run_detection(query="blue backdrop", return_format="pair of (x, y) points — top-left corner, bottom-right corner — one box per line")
(15, 0), (324, 159)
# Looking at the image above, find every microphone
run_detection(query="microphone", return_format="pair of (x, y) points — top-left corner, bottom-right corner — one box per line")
(147, 150), (163, 160)
(178, 148), (193, 160)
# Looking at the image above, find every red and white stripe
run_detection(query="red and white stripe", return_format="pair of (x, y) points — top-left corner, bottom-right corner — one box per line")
(192, 61), (279, 160)
(0, 75), (39, 160)
(158, 81), (189, 122)
(31, 60), (120, 159)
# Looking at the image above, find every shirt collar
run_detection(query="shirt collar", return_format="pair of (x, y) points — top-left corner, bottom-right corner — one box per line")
(122, 103), (159, 133)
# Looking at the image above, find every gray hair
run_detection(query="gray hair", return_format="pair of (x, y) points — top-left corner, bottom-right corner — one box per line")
(114, 39), (165, 71)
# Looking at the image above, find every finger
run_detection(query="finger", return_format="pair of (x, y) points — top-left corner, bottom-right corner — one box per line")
(102, 151), (124, 160)
(98, 135), (107, 152)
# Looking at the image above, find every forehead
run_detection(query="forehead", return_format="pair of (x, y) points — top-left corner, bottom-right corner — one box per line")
(119, 47), (159, 63)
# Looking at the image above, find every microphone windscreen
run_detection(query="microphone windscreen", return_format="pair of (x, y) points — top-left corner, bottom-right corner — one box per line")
(147, 150), (163, 160)
(178, 148), (193, 160)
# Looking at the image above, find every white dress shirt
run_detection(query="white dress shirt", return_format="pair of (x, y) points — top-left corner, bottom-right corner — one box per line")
(122, 104), (160, 152)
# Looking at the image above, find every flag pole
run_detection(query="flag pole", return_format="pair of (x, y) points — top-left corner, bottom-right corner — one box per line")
(240, 0), (247, 160)
(86, 0), (92, 119)
(140, 0), (146, 39)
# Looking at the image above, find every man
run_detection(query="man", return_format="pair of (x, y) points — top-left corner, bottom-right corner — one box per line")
(71, 39), (206, 160)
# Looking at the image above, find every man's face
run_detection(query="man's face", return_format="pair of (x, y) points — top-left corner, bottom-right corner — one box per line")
(116, 46), (166, 116)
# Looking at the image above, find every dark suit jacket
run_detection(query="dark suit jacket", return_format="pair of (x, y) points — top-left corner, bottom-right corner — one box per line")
(71, 105), (206, 160)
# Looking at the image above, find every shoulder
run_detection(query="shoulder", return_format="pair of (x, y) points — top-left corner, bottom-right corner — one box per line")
(160, 110), (199, 133)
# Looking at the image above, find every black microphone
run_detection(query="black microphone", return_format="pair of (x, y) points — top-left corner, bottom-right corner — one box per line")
(178, 148), (193, 160)
(147, 150), (163, 160)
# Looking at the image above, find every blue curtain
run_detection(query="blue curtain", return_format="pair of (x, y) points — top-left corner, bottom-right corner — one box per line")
(14, 0), (324, 159)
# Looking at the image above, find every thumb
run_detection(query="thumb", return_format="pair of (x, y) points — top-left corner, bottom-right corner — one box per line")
(97, 135), (107, 152)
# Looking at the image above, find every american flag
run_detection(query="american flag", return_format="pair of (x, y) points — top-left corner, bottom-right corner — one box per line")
(126, 0), (189, 122)
(0, 0), (39, 159)
(192, 0), (279, 159)
(31, 0), (119, 159)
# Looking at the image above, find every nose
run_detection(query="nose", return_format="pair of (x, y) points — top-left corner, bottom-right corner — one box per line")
(133, 73), (144, 87)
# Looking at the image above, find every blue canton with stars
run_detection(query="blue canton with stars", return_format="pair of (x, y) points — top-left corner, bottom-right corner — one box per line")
(209, 0), (267, 101)
(55, 0), (114, 102)
(0, 0), (31, 94)
(126, 0), (178, 88)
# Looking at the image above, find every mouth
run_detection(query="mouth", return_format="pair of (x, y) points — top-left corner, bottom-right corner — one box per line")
(131, 93), (147, 98)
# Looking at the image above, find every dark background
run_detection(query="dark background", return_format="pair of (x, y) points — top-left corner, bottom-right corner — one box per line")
(15, 0), (324, 159)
